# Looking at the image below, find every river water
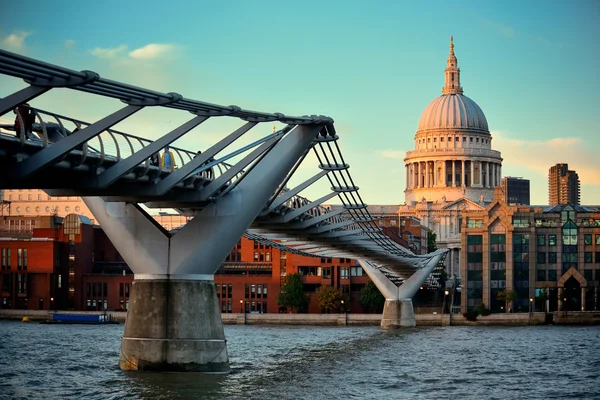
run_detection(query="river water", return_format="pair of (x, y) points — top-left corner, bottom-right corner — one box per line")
(0, 321), (598, 399)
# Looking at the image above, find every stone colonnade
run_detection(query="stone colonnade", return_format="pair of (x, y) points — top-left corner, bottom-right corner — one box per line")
(405, 160), (501, 190)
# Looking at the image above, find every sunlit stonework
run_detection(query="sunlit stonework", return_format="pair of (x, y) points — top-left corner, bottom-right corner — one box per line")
(398, 37), (503, 280)
(404, 36), (502, 204)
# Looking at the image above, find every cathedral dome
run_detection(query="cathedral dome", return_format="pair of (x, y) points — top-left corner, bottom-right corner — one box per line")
(417, 94), (489, 133)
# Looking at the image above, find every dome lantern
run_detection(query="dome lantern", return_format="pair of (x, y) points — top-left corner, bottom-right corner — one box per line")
(442, 36), (463, 95)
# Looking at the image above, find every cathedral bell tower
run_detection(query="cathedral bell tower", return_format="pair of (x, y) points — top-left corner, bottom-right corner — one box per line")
(442, 36), (463, 95)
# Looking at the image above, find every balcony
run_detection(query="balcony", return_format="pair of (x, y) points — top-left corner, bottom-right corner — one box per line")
(405, 148), (502, 159)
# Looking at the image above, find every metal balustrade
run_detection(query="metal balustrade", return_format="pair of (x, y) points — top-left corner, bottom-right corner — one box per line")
(0, 48), (448, 284)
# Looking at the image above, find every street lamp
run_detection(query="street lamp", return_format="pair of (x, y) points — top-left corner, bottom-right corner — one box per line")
(563, 297), (568, 316)
(529, 298), (533, 313)
(340, 299), (345, 313)
(443, 290), (449, 314)
(239, 299), (243, 314)
(50, 297), (55, 312)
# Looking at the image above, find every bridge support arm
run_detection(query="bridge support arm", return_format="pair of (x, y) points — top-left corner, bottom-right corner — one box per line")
(359, 251), (447, 329)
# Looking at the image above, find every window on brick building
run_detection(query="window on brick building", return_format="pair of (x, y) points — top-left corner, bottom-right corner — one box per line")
(537, 252), (546, 264)
(340, 267), (349, 279)
(537, 270), (546, 281)
(537, 235), (545, 246)
(584, 234), (592, 245)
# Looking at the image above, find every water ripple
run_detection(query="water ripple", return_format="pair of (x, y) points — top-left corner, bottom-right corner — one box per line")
(0, 322), (599, 399)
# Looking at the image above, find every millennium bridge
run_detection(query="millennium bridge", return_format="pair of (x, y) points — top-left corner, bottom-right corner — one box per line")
(0, 49), (447, 373)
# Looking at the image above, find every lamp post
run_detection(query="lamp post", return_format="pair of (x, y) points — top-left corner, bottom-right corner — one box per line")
(50, 297), (55, 313)
(529, 298), (533, 313)
(340, 299), (344, 313)
(529, 297), (533, 326)
(239, 299), (243, 314)
(443, 290), (449, 314)
(563, 297), (568, 317)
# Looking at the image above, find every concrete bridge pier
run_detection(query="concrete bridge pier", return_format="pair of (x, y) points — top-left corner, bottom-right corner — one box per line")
(381, 299), (416, 329)
(121, 278), (227, 372)
(83, 198), (230, 372)
(83, 124), (322, 373)
(360, 252), (445, 329)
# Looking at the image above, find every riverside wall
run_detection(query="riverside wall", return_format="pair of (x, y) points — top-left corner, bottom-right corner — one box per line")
(3, 309), (600, 326)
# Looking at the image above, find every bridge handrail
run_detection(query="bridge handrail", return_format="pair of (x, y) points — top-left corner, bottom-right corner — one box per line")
(0, 49), (333, 126)
(0, 106), (250, 187)
(0, 49), (431, 273)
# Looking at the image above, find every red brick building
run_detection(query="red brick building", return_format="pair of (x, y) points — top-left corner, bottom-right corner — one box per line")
(1, 214), (400, 314)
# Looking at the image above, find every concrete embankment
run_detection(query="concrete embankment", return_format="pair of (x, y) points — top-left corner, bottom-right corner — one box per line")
(2, 310), (600, 326)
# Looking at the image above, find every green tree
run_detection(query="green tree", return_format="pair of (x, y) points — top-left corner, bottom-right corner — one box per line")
(427, 230), (437, 253)
(277, 273), (309, 313)
(496, 289), (518, 312)
(358, 281), (385, 313)
(316, 286), (344, 313)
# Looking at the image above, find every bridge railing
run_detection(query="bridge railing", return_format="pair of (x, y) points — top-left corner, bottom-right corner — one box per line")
(1, 106), (246, 186)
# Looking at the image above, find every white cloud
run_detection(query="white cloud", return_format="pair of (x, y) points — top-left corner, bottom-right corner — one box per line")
(2, 30), (32, 51)
(376, 149), (406, 160)
(129, 43), (177, 60)
(89, 43), (178, 61)
(89, 44), (128, 59)
(492, 131), (600, 186)
(64, 39), (76, 49)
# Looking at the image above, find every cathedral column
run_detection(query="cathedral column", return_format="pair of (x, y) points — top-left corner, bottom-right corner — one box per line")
(417, 162), (422, 188)
(498, 165), (502, 184)
(426, 161), (430, 188)
(443, 160), (447, 187)
(461, 160), (465, 187)
(405, 164), (409, 190)
(479, 162), (483, 187)
(494, 163), (501, 187)
(451, 160), (456, 187)
(486, 162), (490, 188)
(470, 161), (474, 188)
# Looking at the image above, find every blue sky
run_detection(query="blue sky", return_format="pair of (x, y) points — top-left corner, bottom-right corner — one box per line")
(1, 0), (598, 204)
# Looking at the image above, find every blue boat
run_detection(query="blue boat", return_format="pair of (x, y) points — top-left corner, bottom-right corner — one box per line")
(42, 313), (119, 324)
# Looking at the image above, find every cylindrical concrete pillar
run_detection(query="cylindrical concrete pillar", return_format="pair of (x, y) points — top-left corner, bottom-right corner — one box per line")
(486, 162), (490, 188)
(381, 299), (415, 328)
(120, 279), (229, 373)
(461, 160), (465, 187)
(426, 161), (430, 188)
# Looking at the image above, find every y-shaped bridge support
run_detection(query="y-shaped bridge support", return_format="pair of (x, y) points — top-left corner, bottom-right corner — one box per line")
(83, 124), (321, 372)
(360, 251), (446, 328)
